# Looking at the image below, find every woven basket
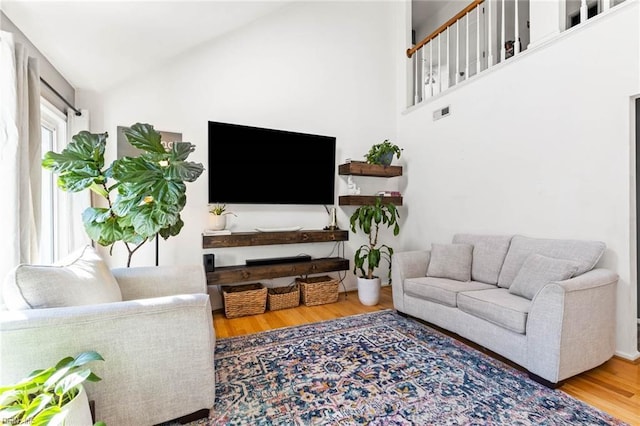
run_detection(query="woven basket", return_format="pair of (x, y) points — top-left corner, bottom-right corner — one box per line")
(267, 283), (300, 311)
(221, 283), (267, 318)
(297, 275), (339, 306)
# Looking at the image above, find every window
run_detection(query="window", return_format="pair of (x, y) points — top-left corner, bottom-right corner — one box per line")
(40, 98), (67, 263)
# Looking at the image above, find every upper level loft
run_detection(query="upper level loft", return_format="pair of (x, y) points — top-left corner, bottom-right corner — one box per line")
(408, 0), (628, 107)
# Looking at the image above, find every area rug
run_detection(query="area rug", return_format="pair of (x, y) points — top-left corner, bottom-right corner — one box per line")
(192, 310), (626, 425)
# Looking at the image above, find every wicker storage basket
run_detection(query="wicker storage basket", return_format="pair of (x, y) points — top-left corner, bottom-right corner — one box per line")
(267, 283), (300, 311)
(221, 283), (267, 318)
(297, 275), (339, 306)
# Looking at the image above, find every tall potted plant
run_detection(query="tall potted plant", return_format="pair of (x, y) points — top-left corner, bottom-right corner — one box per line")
(42, 123), (204, 266)
(349, 197), (400, 305)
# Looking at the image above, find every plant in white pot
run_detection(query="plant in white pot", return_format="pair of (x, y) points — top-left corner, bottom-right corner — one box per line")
(349, 197), (400, 305)
(0, 351), (105, 426)
(208, 204), (237, 231)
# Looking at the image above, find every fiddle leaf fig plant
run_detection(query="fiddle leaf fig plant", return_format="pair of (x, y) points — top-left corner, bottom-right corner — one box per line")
(350, 197), (400, 281)
(42, 123), (204, 266)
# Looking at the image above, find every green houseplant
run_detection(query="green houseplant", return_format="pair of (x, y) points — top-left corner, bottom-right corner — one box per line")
(365, 139), (403, 166)
(350, 197), (400, 305)
(42, 123), (204, 266)
(208, 204), (237, 231)
(0, 351), (105, 426)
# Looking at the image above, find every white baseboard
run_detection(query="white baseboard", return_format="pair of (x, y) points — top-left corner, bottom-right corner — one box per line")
(614, 349), (640, 362)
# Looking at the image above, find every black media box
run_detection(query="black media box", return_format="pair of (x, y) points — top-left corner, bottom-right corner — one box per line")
(203, 253), (215, 272)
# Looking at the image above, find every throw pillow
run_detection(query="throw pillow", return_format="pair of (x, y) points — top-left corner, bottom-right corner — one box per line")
(426, 243), (473, 282)
(508, 253), (579, 300)
(3, 245), (123, 310)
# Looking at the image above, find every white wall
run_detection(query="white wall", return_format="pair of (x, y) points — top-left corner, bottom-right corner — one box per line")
(397, 2), (639, 358)
(80, 1), (401, 308)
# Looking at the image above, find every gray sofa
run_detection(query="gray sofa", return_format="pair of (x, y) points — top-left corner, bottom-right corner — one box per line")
(1, 246), (216, 426)
(391, 234), (618, 387)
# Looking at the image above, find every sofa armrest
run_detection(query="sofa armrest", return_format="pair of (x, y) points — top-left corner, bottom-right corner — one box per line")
(0, 294), (215, 426)
(391, 250), (431, 312)
(112, 264), (207, 300)
(526, 268), (618, 383)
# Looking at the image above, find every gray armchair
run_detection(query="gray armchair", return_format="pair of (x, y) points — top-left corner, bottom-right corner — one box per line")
(0, 248), (215, 426)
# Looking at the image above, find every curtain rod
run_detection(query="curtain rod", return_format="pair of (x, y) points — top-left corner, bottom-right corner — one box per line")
(39, 77), (81, 116)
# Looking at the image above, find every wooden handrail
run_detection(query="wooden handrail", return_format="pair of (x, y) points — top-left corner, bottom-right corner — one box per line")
(406, 0), (485, 58)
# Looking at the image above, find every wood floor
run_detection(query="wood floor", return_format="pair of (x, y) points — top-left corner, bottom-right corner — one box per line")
(213, 286), (640, 425)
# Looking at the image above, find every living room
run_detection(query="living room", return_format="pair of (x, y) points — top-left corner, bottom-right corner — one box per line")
(1, 0), (639, 425)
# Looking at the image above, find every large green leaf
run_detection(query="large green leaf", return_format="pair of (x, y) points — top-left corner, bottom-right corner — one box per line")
(164, 159), (204, 182)
(170, 141), (196, 161)
(122, 123), (166, 154)
(159, 215), (184, 239)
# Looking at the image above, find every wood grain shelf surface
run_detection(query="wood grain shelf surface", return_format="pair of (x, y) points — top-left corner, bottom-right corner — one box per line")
(338, 161), (402, 177)
(206, 257), (349, 285)
(338, 195), (403, 206)
(203, 229), (349, 249)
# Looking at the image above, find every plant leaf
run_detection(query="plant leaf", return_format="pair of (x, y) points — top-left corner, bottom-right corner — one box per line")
(70, 351), (104, 368)
(122, 123), (166, 154)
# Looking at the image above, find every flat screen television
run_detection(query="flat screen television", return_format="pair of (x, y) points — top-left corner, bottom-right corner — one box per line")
(208, 121), (336, 205)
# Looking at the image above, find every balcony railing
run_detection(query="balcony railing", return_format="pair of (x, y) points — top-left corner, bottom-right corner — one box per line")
(407, 0), (625, 106)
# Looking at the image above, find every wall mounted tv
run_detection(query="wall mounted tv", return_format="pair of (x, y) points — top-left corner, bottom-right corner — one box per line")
(208, 121), (336, 205)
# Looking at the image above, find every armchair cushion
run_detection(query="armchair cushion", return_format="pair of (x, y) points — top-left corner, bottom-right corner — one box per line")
(3, 245), (122, 310)
(426, 243), (473, 282)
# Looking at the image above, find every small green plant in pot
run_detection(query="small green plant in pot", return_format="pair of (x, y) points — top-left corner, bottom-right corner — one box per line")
(365, 139), (403, 166)
(208, 204), (237, 231)
(0, 351), (105, 426)
(350, 197), (400, 305)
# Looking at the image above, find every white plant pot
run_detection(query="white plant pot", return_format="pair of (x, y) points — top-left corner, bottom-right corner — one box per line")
(357, 277), (381, 306)
(59, 385), (93, 426)
(210, 214), (227, 231)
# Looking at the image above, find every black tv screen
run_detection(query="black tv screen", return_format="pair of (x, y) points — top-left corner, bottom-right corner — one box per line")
(208, 121), (336, 205)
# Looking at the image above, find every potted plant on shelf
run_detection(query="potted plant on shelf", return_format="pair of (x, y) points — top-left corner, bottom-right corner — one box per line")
(365, 139), (403, 166)
(42, 123), (204, 266)
(0, 350), (105, 426)
(349, 197), (400, 305)
(208, 204), (237, 231)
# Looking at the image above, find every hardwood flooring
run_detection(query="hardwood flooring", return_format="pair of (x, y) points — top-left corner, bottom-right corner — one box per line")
(213, 286), (640, 425)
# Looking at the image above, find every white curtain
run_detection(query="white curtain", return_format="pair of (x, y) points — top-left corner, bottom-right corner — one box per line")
(0, 30), (41, 286)
(58, 108), (92, 259)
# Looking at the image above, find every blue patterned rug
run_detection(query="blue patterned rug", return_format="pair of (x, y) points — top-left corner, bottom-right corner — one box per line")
(191, 310), (626, 425)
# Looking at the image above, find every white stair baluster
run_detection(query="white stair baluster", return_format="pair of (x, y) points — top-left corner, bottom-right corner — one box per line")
(446, 27), (450, 88)
(414, 50), (419, 105)
(438, 33), (442, 94)
(456, 21), (460, 84)
(476, 4), (481, 73)
(488, 0), (494, 66)
(500, 0), (506, 61)
(429, 41), (433, 97)
(580, 0), (588, 23)
(514, 0), (520, 55)
(465, 12), (470, 78)
(603, 0), (611, 11)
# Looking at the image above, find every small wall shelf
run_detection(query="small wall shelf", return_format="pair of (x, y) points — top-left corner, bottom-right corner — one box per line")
(338, 161), (402, 177)
(202, 229), (349, 286)
(338, 195), (403, 206)
(338, 161), (404, 206)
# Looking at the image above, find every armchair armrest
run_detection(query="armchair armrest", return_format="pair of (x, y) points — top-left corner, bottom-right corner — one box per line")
(0, 294), (215, 426)
(391, 250), (431, 312)
(526, 268), (618, 383)
(112, 264), (206, 300)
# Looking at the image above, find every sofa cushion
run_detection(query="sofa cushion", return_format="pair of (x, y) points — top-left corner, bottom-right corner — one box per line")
(508, 254), (579, 300)
(452, 234), (513, 285)
(3, 245), (122, 310)
(457, 288), (531, 334)
(405, 277), (496, 307)
(497, 235), (605, 289)
(426, 243), (473, 282)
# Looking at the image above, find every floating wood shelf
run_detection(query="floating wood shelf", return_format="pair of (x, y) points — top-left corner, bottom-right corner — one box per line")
(338, 195), (403, 206)
(202, 229), (349, 287)
(206, 257), (349, 285)
(338, 161), (402, 177)
(203, 229), (348, 249)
